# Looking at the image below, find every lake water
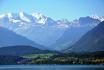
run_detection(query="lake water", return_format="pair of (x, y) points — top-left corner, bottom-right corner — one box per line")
(0, 65), (104, 70)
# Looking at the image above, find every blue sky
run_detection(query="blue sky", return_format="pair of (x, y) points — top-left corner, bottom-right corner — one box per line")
(0, 0), (104, 20)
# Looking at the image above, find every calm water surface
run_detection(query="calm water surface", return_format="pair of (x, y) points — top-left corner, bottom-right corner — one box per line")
(0, 65), (104, 70)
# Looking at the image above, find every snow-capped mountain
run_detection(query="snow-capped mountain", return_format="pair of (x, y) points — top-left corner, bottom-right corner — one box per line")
(0, 12), (70, 47)
(31, 12), (48, 24)
(0, 12), (103, 50)
(90, 15), (104, 22)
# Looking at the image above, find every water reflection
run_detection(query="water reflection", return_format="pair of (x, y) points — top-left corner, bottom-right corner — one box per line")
(0, 65), (104, 70)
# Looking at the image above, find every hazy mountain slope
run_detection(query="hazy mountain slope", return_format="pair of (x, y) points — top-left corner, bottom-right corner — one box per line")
(51, 16), (100, 50)
(65, 21), (104, 53)
(0, 27), (44, 49)
(0, 45), (54, 56)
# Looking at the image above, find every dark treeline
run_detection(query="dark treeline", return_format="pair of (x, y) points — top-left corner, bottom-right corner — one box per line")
(0, 55), (24, 64)
(0, 51), (104, 65)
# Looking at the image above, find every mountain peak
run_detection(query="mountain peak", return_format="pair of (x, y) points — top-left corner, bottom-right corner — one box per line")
(7, 13), (12, 18)
(90, 15), (104, 22)
(31, 12), (46, 19)
(19, 11), (31, 22)
(31, 12), (47, 24)
(0, 14), (6, 19)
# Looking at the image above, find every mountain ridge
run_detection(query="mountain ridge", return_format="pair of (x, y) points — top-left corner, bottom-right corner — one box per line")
(0, 12), (103, 50)
(65, 21), (104, 53)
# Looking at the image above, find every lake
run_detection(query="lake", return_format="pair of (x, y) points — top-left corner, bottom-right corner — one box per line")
(0, 65), (104, 70)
